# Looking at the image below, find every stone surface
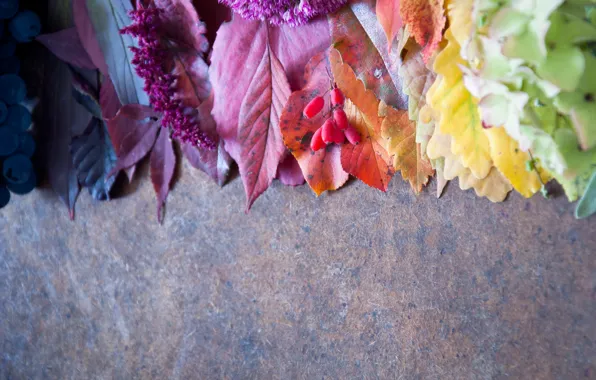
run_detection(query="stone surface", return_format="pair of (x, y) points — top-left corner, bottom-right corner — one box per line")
(1, 161), (595, 379)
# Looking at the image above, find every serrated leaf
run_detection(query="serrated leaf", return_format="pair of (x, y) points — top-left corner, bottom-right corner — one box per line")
(279, 50), (349, 196)
(70, 118), (117, 201)
(330, 0), (408, 110)
(400, 0), (446, 62)
(330, 50), (395, 191)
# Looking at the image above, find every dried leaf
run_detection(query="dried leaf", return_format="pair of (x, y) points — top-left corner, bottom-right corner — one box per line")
(400, 0), (446, 62)
(330, 0), (408, 110)
(36, 28), (96, 69)
(279, 50), (349, 195)
(330, 50), (395, 191)
(150, 129), (176, 223)
(380, 105), (434, 193)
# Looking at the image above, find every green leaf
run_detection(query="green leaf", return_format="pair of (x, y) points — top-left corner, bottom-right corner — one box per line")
(575, 171), (596, 218)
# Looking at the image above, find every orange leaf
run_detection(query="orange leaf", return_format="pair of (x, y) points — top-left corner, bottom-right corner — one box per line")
(330, 50), (395, 191)
(380, 105), (434, 193)
(376, 0), (403, 48)
(279, 51), (349, 196)
(400, 0), (446, 63)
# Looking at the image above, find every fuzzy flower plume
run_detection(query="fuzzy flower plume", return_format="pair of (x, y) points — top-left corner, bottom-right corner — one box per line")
(121, 6), (215, 149)
(220, 0), (347, 26)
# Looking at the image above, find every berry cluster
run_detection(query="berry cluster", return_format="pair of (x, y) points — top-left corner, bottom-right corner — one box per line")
(0, 0), (40, 209)
(304, 86), (361, 152)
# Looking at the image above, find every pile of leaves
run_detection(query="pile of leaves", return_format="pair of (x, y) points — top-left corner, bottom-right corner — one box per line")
(35, 0), (596, 221)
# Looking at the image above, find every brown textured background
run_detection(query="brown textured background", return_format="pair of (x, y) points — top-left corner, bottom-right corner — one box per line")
(2, 0), (596, 379)
(1, 163), (596, 379)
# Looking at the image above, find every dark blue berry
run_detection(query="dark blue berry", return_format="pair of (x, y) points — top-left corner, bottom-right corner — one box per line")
(8, 11), (41, 42)
(0, 40), (16, 58)
(0, 56), (19, 74)
(18, 133), (35, 157)
(0, 0), (19, 20)
(3, 153), (32, 184)
(4, 104), (31, 131)
(0, 127), (18, 156)
(0, 100), (7, 123)
(0, 186), (10, 208)
(0, 74), (26, 104)
(7, 170), (35, 195)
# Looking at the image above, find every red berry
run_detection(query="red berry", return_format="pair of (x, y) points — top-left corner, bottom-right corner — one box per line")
(333, 109), (348, 130)
(310, 127), (325, 151)
(331, 125), (345, 144)
(303, 96), (324, 119)
(321, 118), (336, 144)
(344, 124), (361, 145)
(331, 88), (344, 106)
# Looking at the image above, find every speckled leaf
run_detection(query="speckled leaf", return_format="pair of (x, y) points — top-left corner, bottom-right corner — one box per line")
(330, 50), (395, 191)
(279, 51), (349, 196)
(330, 0), (408, 110)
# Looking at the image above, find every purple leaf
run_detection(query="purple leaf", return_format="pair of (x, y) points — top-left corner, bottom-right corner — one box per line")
(70, 117), (117, 201)
(100, 76), (121, 119)
(83, 0), (149, 105)
(150, 128), (176, 223)
(36, 28), (96, 69)
(276, 154), (305, 186)
(72, 0), (109, 74)
(107, 104), (160, 177)
(153, 0), (209, 53)
(182, 97), (232, 186)
(210, 16), (330, 209)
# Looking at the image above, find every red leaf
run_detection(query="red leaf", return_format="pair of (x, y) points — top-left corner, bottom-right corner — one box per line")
(376, 0), (403, 48)
(72, 0), (109, 75)
(99, 76), (121, 120)
(182, 96), (232, 187)
(36, 28), (96, 69)
(107, 104), (160, 176)
(330, 0), (408, 110)
(279, 51), (349, 195)
(154, 0), (209, 53)
(150, 129), (176, 223)
(400, 0), (445, 62)
(276, 154), (305, 187)
(210, 16), (330, 209)
(191, 0), (231, 51)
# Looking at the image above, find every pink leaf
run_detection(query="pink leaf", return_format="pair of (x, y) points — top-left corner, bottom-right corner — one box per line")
(182, 96), (232, 186)
(36, 28), (96, 69)
(153, 0), (209, 53)
(376, 0), (403, 49)
(276, 154), (305, 187)
(107, 104), (160, 177)
(100, 76), (121, 120)
(72, 0), (109, 74)
(210, 16), (330, 209)
(150, 129), (176, 223)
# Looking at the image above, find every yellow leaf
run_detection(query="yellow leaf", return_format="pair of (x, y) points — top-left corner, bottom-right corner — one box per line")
(381, 104), (434, 193)
(427, 28), (493, 179)
(484, 127), (551, 198)
(446, 0), (474, 46)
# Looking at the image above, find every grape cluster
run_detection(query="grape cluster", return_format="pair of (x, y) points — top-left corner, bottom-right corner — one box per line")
(0, 0), (41, 209)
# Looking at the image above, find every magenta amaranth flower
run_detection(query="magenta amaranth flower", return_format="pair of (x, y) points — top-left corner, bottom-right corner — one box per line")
(220, 0), (347, 26)
(121, 6), (215, 149)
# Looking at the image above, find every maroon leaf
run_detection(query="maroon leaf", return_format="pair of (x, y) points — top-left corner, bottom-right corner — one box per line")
(150, 129), (176, 223)
(210, 16), (330, 209)
(72, 0), (109, 75)
(154, 0), (209, 53)
(107, 104), (160, 176)
(276, 154), (305, 186)
(36, 28), (96, 70)
(191, 0), (231, 51)
(182, 97), (232, 186)
(100, 76), (121, 120)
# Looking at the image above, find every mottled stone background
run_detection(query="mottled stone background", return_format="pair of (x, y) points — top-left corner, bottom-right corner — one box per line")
(1, 161), (595, 379)
(1, 0), (596, 378)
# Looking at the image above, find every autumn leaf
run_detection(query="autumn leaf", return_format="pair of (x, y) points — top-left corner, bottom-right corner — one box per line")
(330, 0), (408, 110)
(210, 16), (330, 209)
(276, 154), (305, 187)
(330, 50), (395, 191)
(427, 28), (492, 179)
(399, 47), (437, 124)
(380, 105), (434, 193)
(279, 50), (349, 196)
(400, 0), (446, 63)
(150, 128), (176, 223)
(376, 0), (403, 48)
